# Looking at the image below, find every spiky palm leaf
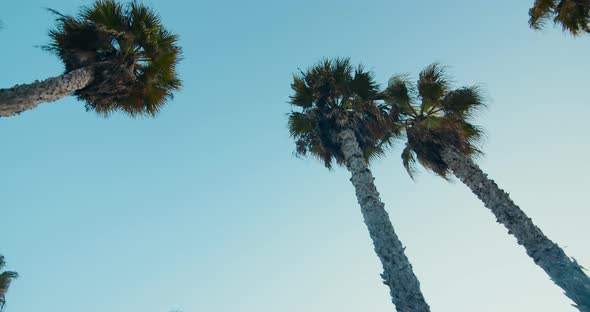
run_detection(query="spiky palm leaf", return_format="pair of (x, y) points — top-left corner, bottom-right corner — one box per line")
(0, 256), (17, 312)
(383, 64), (485, 178)
(529, 0), (590, 35)
(44, 0), (182, 116)
(288, 58), (397, 168)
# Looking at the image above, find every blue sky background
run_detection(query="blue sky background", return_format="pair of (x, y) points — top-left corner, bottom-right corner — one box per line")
(1, 0), (589, 311)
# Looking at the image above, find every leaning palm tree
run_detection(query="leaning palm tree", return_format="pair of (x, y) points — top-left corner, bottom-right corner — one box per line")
(385, 63), (590, 312)
(0, 255), (18, 312)
(288, 58), (430, 312)
(529, 0), (590, 35)
(0, 0), (181, 117)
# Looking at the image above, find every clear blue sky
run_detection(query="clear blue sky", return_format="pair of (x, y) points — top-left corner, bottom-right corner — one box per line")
(1, 0), (589, 311)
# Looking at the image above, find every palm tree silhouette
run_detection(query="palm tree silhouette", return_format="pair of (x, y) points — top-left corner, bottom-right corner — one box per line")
(386, 63), (590, 312)
(288, 58), (430, 312)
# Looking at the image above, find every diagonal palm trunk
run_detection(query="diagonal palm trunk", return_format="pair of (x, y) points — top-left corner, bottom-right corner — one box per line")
(337, 128), (430, 312)
(0, 66), (95, 117)
(441, 146), (590, 312)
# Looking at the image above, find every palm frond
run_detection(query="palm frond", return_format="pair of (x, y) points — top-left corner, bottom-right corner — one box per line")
(401, 144), (418, 179)
(350, 65), (379, 101)
(383, 74), (416, 116)
(288, 111), (314, 138)
(290, 77), (313, 108)
(441, 85), (485, 118)
(554, 0), (590, 35)
(529, 0), (557, 29)
(418, 63), (449, 113)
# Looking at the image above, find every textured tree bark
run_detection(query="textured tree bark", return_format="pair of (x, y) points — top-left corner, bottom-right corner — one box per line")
(0, 66), (95, 117)
(441, 146), (590, 312)
(337, 128), (430, 312)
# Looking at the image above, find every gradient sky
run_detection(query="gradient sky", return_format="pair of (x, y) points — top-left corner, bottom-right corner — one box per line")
(1, 0), (589, 311)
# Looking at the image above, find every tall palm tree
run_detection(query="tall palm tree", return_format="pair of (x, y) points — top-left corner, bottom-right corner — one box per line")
(0, 0), (181, 117)
(385, 63), (590, 312)
(0, 255), (18, 312)
(288, 58), (430, 312)
(529, 0), (590, 35)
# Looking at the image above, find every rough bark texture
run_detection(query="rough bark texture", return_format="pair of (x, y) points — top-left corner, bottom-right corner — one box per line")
(441, 146), (590, 312)
(337, 128), (430, 312)
(0, 66), (94, 117)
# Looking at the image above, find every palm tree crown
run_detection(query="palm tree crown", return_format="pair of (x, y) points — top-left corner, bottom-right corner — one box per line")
(0, 255), (18, 312)
(44, 0), (182, 116)
(383, 64), (485, 178)
(529, 0), (590, 35)
(288, 58), (396, 168)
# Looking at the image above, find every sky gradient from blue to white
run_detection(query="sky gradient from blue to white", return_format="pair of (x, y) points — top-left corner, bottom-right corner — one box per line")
(1, 0), (589, 311)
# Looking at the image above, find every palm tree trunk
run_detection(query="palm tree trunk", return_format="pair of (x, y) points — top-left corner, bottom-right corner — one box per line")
(441, 146), (590, 312)
(0, 66), (95, 117)
(337, 128), (430, 312)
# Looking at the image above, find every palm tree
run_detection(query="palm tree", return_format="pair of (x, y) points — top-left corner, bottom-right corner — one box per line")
(0, 255), (18, 312)
(529, 0), (590, 35)
(288, 58), (430, 312)
(0, 0), (181, 117)
(385, 63), (590, 312)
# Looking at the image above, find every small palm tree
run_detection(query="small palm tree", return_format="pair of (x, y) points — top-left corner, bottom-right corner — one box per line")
(386, 63), (590, 312)
(0, 0), (181, 117)
(0, 255), (18, 312)
(529, 0), (590, 35)
(288, 58), (430, 312)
